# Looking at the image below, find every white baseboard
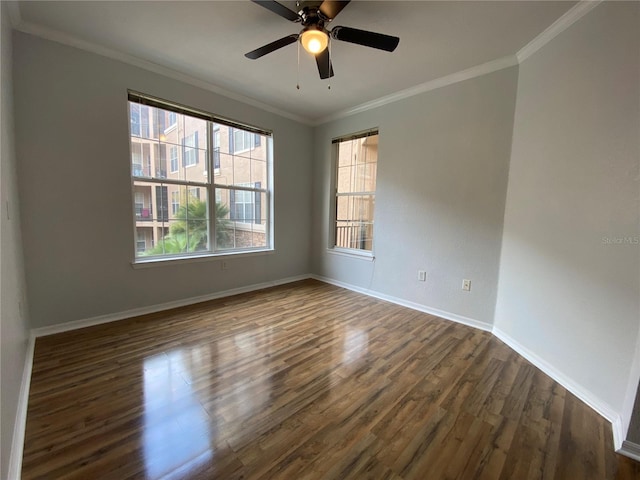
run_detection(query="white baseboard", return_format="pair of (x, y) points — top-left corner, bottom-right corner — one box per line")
(492, 326), (623, 448)
(619, 440), (640, 462)
(310, 274), (493, 332)
(32, 274), (311, 337)
(8, 333), (35, 480)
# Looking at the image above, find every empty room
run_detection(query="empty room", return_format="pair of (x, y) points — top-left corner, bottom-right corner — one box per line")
(1, 0), (639, 479)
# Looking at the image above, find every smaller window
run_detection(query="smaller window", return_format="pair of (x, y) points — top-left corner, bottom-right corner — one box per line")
(213, 128), (221, 169)
(134, 192), (144, 219)
(130, 105), (141, 137)
(189, 187), (200, 201)
(230, 182), (261, 224)
(333, 131), (378, 253)
(170, 146), (178, 173)
(167, 111), (177, 128)
(231, 129), (259, 154)
(136, 231), (146, 253)
(171, 191), (180, 215)
(132, 151), (143, 177)
(183, 132), (198, 167)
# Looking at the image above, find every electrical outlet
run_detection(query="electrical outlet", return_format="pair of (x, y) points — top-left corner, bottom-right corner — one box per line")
(221, 260), (228, 270)
(418, 270), (427, 282)
(462, 279), (471, 291)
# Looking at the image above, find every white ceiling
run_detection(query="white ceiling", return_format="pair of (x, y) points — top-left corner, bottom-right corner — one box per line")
(12, 1), (576, 123)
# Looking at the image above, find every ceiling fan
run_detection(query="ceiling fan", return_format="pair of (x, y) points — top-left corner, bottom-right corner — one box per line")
(245, 0), (400, 80)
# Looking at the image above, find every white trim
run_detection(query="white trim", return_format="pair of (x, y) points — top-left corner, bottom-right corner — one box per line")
(492, 326), (621, 438)
(620, 318), (640, 443)
(8, 1), (604, 127)
(327, 248), (375, 262)
(313, 55), (518, 126)
(32, 274), (310, 337)
(310, 274), (492, 333)
(619, 440), (640, 462)
(612, 416), (625, 452)
(12, 21), (311, 126)
(8, 333), (36, 480)
(516, 0), (603, 63)
(132, 248), (275, 269)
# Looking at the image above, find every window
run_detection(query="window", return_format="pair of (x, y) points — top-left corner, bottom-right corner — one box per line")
(230, 182), (261, 224)
(332, 131), (378, 252)
(167, 111), (177, 128)
(132, 150), (143, 177)
(135, 192), (144, 218)
(137, 231), (147, 253)
(170, 146), (178, 173)
(213, 128), (221, 170)
(130, 104), (141, 137)
(230, 128), (260, 154)
(183, 132), (198, 167)
(171, 191), (180, 215)
(129, 91), (273, 259)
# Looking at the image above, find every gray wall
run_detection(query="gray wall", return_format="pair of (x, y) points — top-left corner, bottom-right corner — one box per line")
(629, 382), (640, 444)
(1, 5), (30, 479)
(311, 66), (518, 327)
(494, 1), (640, 425)
(13, 32), (314, 329)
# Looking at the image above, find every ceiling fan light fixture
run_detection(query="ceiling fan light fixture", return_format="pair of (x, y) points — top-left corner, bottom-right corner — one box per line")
(300, 27), (329, 55)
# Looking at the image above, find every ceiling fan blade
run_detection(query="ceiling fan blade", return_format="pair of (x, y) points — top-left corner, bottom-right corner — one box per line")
(315, 48), (334, 79)
(245, 34), (299, 59)
(318, 0), (351, 20)
(331, 26), (399, 52)
(251, 0), (301, 22)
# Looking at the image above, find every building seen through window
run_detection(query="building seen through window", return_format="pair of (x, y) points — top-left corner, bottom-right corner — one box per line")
(129, 94), (272, 259)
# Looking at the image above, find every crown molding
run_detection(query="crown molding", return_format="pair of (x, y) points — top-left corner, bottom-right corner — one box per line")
(9, 0), (604, 127)
(517, 0), (603, 63)
(312, 54), (518, 126)
(13, 20), (313, 125)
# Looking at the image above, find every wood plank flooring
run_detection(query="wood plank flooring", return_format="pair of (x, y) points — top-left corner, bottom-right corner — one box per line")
(22, 279), (639, 479)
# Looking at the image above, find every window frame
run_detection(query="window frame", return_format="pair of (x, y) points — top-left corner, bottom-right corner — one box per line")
(329, 129), (379, 259)
(128, 91), (274, 265)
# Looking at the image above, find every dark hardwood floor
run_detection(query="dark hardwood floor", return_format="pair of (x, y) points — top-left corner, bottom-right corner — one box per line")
(22, 279), (640, 479)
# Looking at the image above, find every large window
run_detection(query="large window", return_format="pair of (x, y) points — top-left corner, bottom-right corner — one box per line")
(332, 131), (378, 253)
(129, 92), (272, 260)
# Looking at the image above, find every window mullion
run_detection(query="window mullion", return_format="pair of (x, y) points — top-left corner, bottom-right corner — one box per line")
(207, 121), (216, 252)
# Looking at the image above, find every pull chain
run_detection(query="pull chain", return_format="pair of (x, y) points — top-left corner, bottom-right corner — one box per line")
(295, 0), (300, 90)
(327, 36), (332, 90)
(296, 39), (300, 90)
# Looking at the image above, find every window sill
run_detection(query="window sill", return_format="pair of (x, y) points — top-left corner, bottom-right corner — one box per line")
(132, 248), (274, 269)
(327, 248), (375, 261)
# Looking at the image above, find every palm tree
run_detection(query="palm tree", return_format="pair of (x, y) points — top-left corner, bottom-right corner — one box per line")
(144, 199), (230, 255)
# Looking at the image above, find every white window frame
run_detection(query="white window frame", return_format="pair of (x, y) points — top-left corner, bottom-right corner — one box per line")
(329, 129), (378, 259)
(128, 91), (274, 265)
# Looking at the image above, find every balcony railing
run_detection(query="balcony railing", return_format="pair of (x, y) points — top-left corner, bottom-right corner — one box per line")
(135, 205), (153, 221)
(336, 223), (373, 250)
